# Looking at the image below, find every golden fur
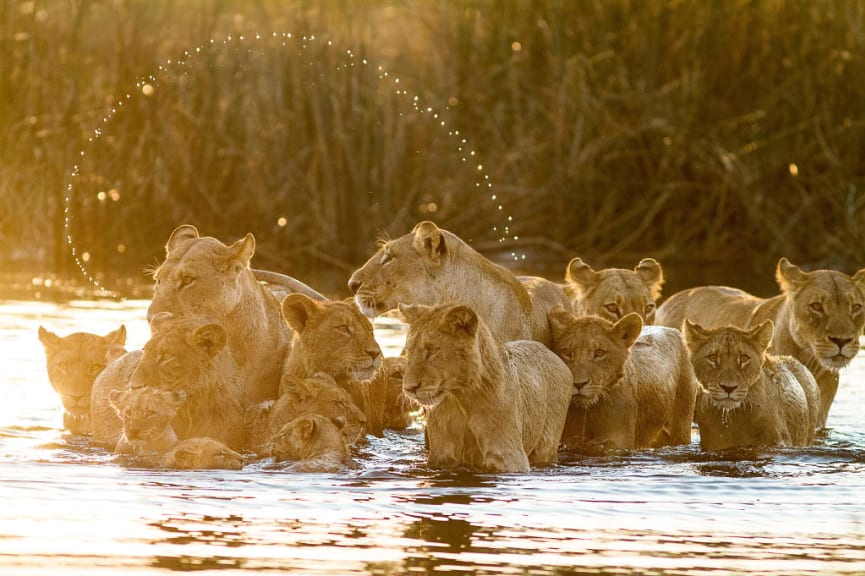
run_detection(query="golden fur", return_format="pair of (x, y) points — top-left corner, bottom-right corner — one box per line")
(109, 387), (186, 455)
(38, 325), (127, 434)
(246, 372), (367, 455)
(564, 257), (664, 324)
(348, 220), (560, 346)
(548, 308), (697, 452)
(269, 414), (353, 472)
(279, 294), (381, 427)
(656, 258), (865, 428)
(147, 225), (292, 406)
(91, 313), (245, 451)
(365, 356), (418, 433)
(399, 303), (572, 472)
(163, 437), (243, 470)
(684, 320), (820, 450)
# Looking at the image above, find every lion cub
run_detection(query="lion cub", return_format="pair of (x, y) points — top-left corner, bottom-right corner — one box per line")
(269, 414), (353, 472)
(684, 320), (820, 451)
(548, 307), (697, 452)
(38, 325), (127, 434)
(366, 356), (418, 433)
(399, 303), (572, 473)
(163, 437), (243, 470)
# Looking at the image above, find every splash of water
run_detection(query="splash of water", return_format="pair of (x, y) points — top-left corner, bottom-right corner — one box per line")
(64, 31), (522, 295)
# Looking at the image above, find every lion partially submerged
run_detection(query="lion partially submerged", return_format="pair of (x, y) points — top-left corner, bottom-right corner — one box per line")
(684, 320), (820, 450)
(348, 220), (564, 346)
(38, 325), (127, 434)
(564, 257), (664, 324)
(657, 258), (865, 428)
(147, 225), (293, 406)
(399, 303), (572, 473)
(548, 308), (697, 452)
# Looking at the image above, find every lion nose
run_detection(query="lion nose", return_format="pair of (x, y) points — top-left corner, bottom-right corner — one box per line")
(367, 347), (381, 361)
(403, 379), (419, 393)
(573, 380), (589, 391)
(720, 384), (738, 394)
(348, 277), (362, 294)
(829, 336), (853, 350)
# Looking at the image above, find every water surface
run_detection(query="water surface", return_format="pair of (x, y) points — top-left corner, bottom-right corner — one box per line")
(1, 299), (864, 574)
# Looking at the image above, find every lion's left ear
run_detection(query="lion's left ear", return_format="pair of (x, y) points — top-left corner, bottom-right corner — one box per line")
(441, 305), (478, 338)
(749, 320), (775, 353)
(398, 303), (430, 325)
(547, 305), (573, 345)
(613, 313), (643, 348)
(776, 258), (809, 293)
(412, 221), (448, 261)
(852, 268), (865, 294)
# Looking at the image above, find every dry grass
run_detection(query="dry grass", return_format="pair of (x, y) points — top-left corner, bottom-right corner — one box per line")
(1, 0), (864, 295)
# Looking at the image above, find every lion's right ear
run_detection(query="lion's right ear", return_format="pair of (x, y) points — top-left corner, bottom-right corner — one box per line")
(412, 221), (448, 261)
(166, 224), (200, 255)
(282, 293), (323, 332)
(635, 258), (664, 301)
(295, 416), (318, 441)
(565, 257), (598, 293)
(682, 319), (712, 350)
(104, 325), (127, 348)
(441, 305), (478, 338)
(38, 326), (60, 351)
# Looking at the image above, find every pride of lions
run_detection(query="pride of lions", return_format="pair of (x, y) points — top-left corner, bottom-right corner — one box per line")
(38, 222), (865, 472)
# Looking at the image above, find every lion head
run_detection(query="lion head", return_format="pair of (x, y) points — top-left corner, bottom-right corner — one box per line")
(147, 224), (257, 321)
(163, 437), (243, 470)
(683, 320), (774, 412)
(269, 414), (351, 465)
(281, 294), (382, 383)
(775, 258), (865, 372)
(565, 257), (664, 324)
(548, 307), (643, 407)
(39, 325), (127, 433)
(276, 372), (368, 446)
(398, 303), (490, 409)
(109, 387), (186, 444)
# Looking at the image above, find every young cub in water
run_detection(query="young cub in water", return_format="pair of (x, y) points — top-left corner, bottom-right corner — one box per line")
(38, 325), (127, 434)
(684, 320), (820, 450)
(269, 414), (353, 472)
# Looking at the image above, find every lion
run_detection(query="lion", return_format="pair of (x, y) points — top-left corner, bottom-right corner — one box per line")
(146, 224), (294, 407)
(656, 258), (865, 428)
(163, 437), (243, 470)
(38, 325), (127, 434)
(683, 320), (820, 450)
(398, 303), (572, 473)
(109, 387), (187, 455)
(347, 220), (565, 346)
(548, 308), (697, 452)
(564, 257), (664, 324)
(279, 293), (382, 426)
(365, 355), (418, 433)
(91, 313), (245, 451)
(268, 414), (353, 472)
(245, 372), (367, 455)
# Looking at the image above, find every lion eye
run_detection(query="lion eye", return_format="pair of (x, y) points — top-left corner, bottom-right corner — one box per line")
(593, 348), (607, 359)
(381, 251), (394, 265)
(557, 348), (573, 361)
(424, 346), (439, 360)
(335, 324), (352, 337)
(706, 353), (719, 367)
(604, 303), (621, 318)
(853, 303), (863, 314)
(738, 354), (751, 366)
(644, 303), (655, 315)
(178, 275), (195, 289)
(56, 362), (69, 373)
(89, 362), (104, 375)
(809, 302), (824, 314)
(158, 352), (174, 364)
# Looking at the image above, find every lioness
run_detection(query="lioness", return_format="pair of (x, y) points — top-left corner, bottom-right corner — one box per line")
(399, 303), (572, 473)
(684, 320), (820, 450)
(269, 414), (354, 472)
(279, 293), (382, 427)
(548, 308), (697, 452)
(564, 257), (664, 324)
(348, 220), (562, 346)
(91, 313), (245, 451)
(163, 437), (243, 470)
(147, 225), (293, 407)
(656, 258), (865, 428)
(246, 372), (367, 455)
(38, 325), (127, 434)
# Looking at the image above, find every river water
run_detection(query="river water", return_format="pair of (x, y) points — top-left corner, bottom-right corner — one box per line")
(1, 298), (863, 575)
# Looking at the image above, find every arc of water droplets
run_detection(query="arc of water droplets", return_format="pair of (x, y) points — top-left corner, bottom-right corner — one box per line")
(65, 32), (524, 294)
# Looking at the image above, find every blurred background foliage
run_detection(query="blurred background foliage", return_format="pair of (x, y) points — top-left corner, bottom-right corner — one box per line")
(1, 0), (864, 297)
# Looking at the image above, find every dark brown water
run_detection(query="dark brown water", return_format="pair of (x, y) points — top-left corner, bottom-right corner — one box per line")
(1, 299), (864, 575)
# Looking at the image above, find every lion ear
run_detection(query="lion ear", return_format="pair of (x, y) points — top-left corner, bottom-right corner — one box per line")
(441, 305), (478, 338)
(547, 305), (573, 344)
(167, 445), (196, 468)
(149, 312), (175, 335)
(192, 324), (227, 357)
(166, 224), (199, 255)
(565, 257), (598, 292)
(226, 233), (255, 270)
(108, 389), (128, 412)
(682, 320), (712, 350)
(398, 303), (429, 325)
(613, 313), (643, 348)
(331, 416), (346, 430)
(635, 258), (664, 300)
(295, 416), (318, 441)
(282, 293), (322, 332)
(412, 221), (448, 261)
(852, 268), (865, 293)
(168, 389), (188, 407)
(749, 320), (774, 353)
(38, 326), (60, 351)
(776, 258), (809, 293)
(104, 325), (127, 348)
